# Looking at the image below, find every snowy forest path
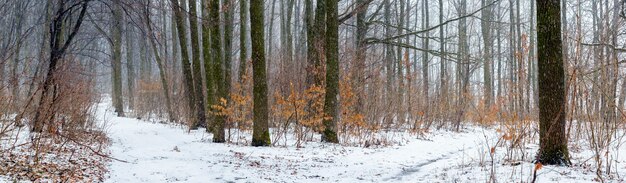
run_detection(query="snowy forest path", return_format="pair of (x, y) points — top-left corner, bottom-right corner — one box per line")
(97, 101), (495, 182)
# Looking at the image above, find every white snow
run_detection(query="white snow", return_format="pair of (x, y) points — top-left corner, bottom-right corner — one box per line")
(98, 100), (626, 183)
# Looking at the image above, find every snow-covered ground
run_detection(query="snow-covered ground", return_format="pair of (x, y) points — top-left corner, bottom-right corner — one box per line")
(1, 100), (624, 182)
(95, 99), (626, 183)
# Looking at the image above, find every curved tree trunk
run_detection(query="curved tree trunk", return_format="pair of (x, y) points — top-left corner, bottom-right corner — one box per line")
(170, 0), (198, 128)
(144, 1), (175, 122)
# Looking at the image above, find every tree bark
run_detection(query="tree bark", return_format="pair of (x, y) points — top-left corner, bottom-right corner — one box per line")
(238, 0), (248, 82)
(481, 0), (493, 107)
(422, 0), (430, 107)
(209, 0), (226, 143)
(202, 0), (215, 130)
(439, 0), (447, 105)
(321, 0), (339, 143)
(188, 0), (208, 129)
(125, 16), (135, 111)
(33, 0), (89, 132)
(224, 0), (234, 93)
(454, 0), (469, 131)
(250, 0), (271, 146)
(145, 0), (175, 122)
(354, 0), (369, 116)
(112, 0), (125, 117)
(170, 0), (198, 128)
(313, 0), (326, 87)
(537, 0), (570, 165)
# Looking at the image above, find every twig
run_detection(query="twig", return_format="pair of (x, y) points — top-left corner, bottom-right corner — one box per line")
(59, 133), (131, 163)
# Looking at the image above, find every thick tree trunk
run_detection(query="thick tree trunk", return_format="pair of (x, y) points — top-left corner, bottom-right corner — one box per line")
(188, 0), (207, 129)
(202, 0), (215, 130)
(112, 0), (125, 117)
(209, 0), (226, 143)
(321, 0), (339, 143)
(170, 0), (198, 128)
(313, 0), (326, 87)
(537, 0), (569, 165)
(354, 0), (369, 116)
(250, 0), (271, 147)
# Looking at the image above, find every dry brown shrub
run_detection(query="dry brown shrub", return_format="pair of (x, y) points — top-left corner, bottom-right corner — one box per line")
(338, 76), (369, 145)
(25, 59), (99, 138)
(271, 83), (325, 147)
(0, 58), (109, 182)
(135, 80), (169, 121)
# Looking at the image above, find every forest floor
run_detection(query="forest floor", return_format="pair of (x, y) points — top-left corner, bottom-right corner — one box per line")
(3, 100), (626, 182)
(98, 100), (626, 183)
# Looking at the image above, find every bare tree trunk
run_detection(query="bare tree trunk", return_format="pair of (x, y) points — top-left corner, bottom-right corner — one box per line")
(33, 0), (89, 132)
(280, 0), (295, 94)
(145, 0), (175, 122)
(496, 0), (503, 100)
(111, 0), (125, 117)
(125, 17), (135, 111)
(202, 0), (215, 129)
(515, 0), (524, 114)
(315, 0), (326, 87)
(481, 0), (493, 107)
(10, 0), (26, 108)
(250, 0), (271, 146)
(305, 0), (315, 87)
(267, 0), (277, 63)
(171, 3), (180, 72)
(530, 0), (538, 111)
(422, 0), (430, 111)
(209, 0), (226, 142)
(239, 0), (248, 82)
(187, 0), (207, 129)
(224, 0), (234, 93)
(455, 0), (469, 131)
(439, 0), (447, 109)
(321, 0), (339, 143)
(170, 0), (198, 128)
(383, 0), (393, 97)
(537, 0), (569, 165)
(354, 0), (369, 117)
(508, 0), (516, 112)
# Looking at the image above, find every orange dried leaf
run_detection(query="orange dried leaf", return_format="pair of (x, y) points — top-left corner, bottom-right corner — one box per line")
(503, 134), (513, 141)
(535, 163), (543, 170)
